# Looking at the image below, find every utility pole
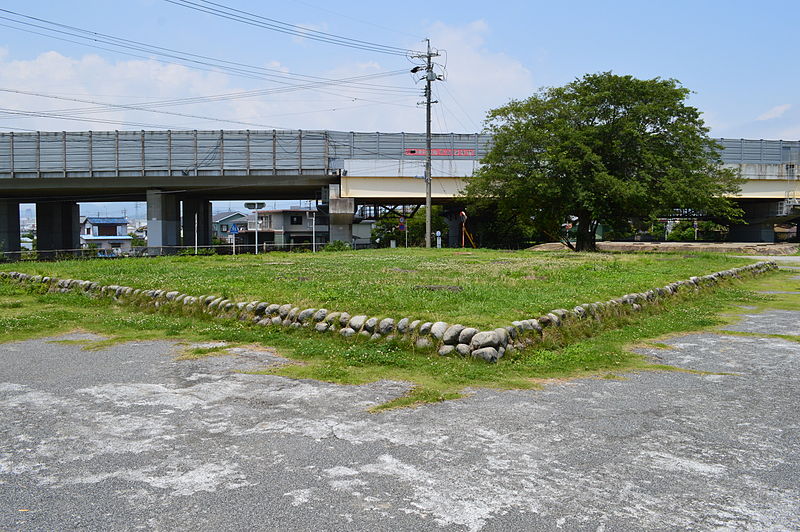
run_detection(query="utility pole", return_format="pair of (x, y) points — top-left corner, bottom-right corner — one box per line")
(412, 40), (440, 248)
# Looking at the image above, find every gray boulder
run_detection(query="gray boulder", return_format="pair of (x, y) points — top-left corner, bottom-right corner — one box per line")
(313, 309), (328, 322)
(364, 317), (379, 333)
(471, 347), (499, 363)
(339, 312), (351, 328)
(471, 331), (500, 350)
(314, 322), (329, 333)
(339, 327), (356, 337)
(438, 345), (455, 356)
(415, 337), (432, 349)
(494, 327), (510, 346)
(455, 343), (471, 356)
(378, 318), (395, 335)
(348, 315), (367, 331)
(278, 304), (292, 318)
(430, 321), (449, 340)
(397, 318), (410, 334)
(442, 324), (465, 345)
(418, 322), (433, 336)
(297, 308), (316, 323)
(458, 327), (478, 345)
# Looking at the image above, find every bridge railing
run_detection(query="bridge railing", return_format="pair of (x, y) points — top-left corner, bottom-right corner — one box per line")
(0, 129), (494, 179)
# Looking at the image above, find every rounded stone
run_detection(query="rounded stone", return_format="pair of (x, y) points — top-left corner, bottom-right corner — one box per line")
(314, 322), (329, 333)
(339, 327), (356, 337)
(378, 318), (395, 335)
(287, 307), (300, 321)
(409, 320), (421, 331)
(418, 322), (433, 336)
(415, 337), (432, 349)
(397, 318), (410, 334)
(297, 308), (316, 323)
(364, 317), (379, 333)
(470, 331), (500, 350)
(494, 327), (510, 346)
(438, 345), (456, 356)
(546, 313), (561, 327)
(339, 312), (351, 328)
(455, 343), (471, 356)
(278, 304), (292, 318)
(430, 321), (449, 340)
(369, 333), (382, 341)
(458, 327), (478, 345)
(348, 315), (367, 331)
(254, 302), (268, 315)
(443, 324), (465, 345)
(257, 318), (271, 326)
(266, 303), (281, 316)
(325, 312), (341, 325)
(271, 316), (282, 325)
(471, 347), (499, 363)
(313, 309), (328, 322)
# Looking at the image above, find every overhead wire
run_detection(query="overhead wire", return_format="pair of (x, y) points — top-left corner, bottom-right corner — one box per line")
(0, 10), (419, 93)
(163, 0), (421, 56)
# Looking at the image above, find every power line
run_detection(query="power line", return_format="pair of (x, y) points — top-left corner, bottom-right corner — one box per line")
(0, 9), (418, 92)
(164, 0), (420, 56)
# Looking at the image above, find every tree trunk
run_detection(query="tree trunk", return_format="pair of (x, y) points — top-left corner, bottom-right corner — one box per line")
(574, 214), (597, 252)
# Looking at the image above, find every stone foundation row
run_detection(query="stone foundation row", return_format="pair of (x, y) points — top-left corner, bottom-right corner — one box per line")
(0, 261), (777, 363)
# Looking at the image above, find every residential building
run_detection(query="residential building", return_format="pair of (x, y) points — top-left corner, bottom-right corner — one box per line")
(212, 211), (247, 242)
(79, 217), (132, 254)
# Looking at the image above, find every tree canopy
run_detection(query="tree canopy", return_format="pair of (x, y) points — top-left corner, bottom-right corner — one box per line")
(464, 72), (743, 251)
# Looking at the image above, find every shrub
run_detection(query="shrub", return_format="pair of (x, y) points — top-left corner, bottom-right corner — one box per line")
(322, 240), (351, 252)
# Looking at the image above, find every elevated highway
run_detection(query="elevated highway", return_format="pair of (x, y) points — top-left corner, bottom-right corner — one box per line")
(0, 130), (798, 252)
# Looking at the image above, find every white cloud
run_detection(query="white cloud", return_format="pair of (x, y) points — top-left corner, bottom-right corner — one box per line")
(756, 103), (792, 121)
(0, 21), (533, 134)
(425, 20), (534, 131)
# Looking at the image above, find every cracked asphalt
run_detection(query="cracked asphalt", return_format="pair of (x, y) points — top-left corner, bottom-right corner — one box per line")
(1, 310), (799, 531)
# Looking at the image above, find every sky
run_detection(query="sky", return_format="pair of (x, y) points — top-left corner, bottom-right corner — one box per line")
(1, 0), (799, 215)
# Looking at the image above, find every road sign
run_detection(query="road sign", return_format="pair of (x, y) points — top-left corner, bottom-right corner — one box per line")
(229, 224), (239, 234)
(398, 216), (406, 231)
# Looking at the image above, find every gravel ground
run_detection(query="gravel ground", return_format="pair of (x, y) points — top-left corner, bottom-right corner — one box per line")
(1, 314), (799, 531)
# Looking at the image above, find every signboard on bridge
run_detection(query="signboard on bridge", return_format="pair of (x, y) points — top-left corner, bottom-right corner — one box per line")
(404, 148), (476, 157)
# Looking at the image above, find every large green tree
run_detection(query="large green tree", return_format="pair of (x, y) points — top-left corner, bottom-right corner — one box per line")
(464, 72), (743, 251)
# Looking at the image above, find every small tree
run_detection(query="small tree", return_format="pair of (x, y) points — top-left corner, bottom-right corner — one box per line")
(465, 72), (743, 251)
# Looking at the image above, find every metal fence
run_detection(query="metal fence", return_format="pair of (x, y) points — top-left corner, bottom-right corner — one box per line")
(0, 129), (493, 179)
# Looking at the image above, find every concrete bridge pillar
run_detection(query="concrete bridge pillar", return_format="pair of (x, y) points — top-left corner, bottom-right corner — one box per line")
(37, 200), (79, 257)
(181, 198), (212, 248)
(147, 189), (180, 254)
(327, 184), (354, 244)
(0, 200), (20, 257)
(728, 223), (776, 243)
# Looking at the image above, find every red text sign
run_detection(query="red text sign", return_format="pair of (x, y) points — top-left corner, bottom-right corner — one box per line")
(404, 148), (476, 157)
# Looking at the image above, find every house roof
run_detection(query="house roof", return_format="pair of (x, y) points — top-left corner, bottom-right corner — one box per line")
(85, 217), (128, 224)
(212, 211), (246, 223)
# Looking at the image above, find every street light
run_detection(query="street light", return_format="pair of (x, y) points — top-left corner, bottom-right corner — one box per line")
(245, 202), (266, 254)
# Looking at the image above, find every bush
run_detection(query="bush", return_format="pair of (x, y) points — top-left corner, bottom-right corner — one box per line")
(322, 240), (351, 252)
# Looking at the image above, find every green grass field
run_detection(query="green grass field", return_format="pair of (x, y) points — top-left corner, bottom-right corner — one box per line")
(7, 248), (756, 329)
(0, 264), (791, 409)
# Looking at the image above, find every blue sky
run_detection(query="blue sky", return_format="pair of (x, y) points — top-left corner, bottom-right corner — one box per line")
(1, 0), (798, 215)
